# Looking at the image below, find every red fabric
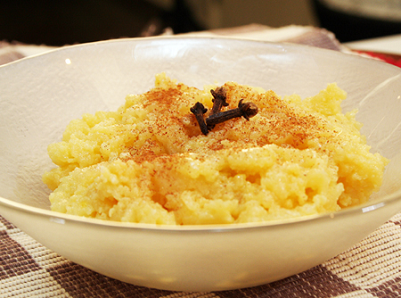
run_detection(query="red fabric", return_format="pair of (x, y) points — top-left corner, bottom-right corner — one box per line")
(355, 50), (401, 67)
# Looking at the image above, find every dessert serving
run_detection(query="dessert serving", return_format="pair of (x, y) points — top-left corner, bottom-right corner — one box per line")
(42, 73), (388, 225)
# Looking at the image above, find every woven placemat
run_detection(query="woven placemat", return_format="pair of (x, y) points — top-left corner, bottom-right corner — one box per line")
(1, 213), (401, 298)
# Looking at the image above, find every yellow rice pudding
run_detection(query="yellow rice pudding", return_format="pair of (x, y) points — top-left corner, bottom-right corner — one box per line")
(42, 73), (388, 225)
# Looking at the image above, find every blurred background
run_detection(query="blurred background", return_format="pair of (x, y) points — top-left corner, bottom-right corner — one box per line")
(1, 0), (401, 46)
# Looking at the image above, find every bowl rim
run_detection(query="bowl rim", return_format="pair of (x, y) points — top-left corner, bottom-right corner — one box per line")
(3, 35), (401, 73)
(1, 190), (400, 232)
(1, 36), (401, 232)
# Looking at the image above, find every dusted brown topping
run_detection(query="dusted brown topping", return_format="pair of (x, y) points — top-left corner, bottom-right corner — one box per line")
(142, 87), (182, 109)
(123, 80), (331, 164)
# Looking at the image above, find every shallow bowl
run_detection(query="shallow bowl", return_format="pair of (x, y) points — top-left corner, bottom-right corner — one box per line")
(1, 37), (401, 292)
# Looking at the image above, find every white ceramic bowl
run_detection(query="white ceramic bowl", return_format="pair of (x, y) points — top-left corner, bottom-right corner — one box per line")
(1, 37), (401, 292)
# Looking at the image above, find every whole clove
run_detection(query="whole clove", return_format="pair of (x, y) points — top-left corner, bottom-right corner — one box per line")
(210, 87), (228, 115)
(190, 102), (209, 135)
(206, 99), (258, 129)
(190, 87), (259, 135)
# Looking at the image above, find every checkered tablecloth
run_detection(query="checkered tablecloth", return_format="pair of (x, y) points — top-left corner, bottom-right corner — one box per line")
(1, 25), (401, 297)
(2, 213), (401, 297)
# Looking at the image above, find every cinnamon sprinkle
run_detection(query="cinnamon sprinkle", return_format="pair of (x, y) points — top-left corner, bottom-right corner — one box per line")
(121, 80), (329, 166)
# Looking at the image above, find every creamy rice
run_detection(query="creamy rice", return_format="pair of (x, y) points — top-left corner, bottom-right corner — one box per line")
(42, 73), (388, 225)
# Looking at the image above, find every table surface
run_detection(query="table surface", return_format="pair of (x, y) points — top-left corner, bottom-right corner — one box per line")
(345, 34), (401, 55)
(1, 25), (401, 298)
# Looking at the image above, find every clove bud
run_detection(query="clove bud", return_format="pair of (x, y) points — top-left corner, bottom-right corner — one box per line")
(206, 99), (258, 129)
